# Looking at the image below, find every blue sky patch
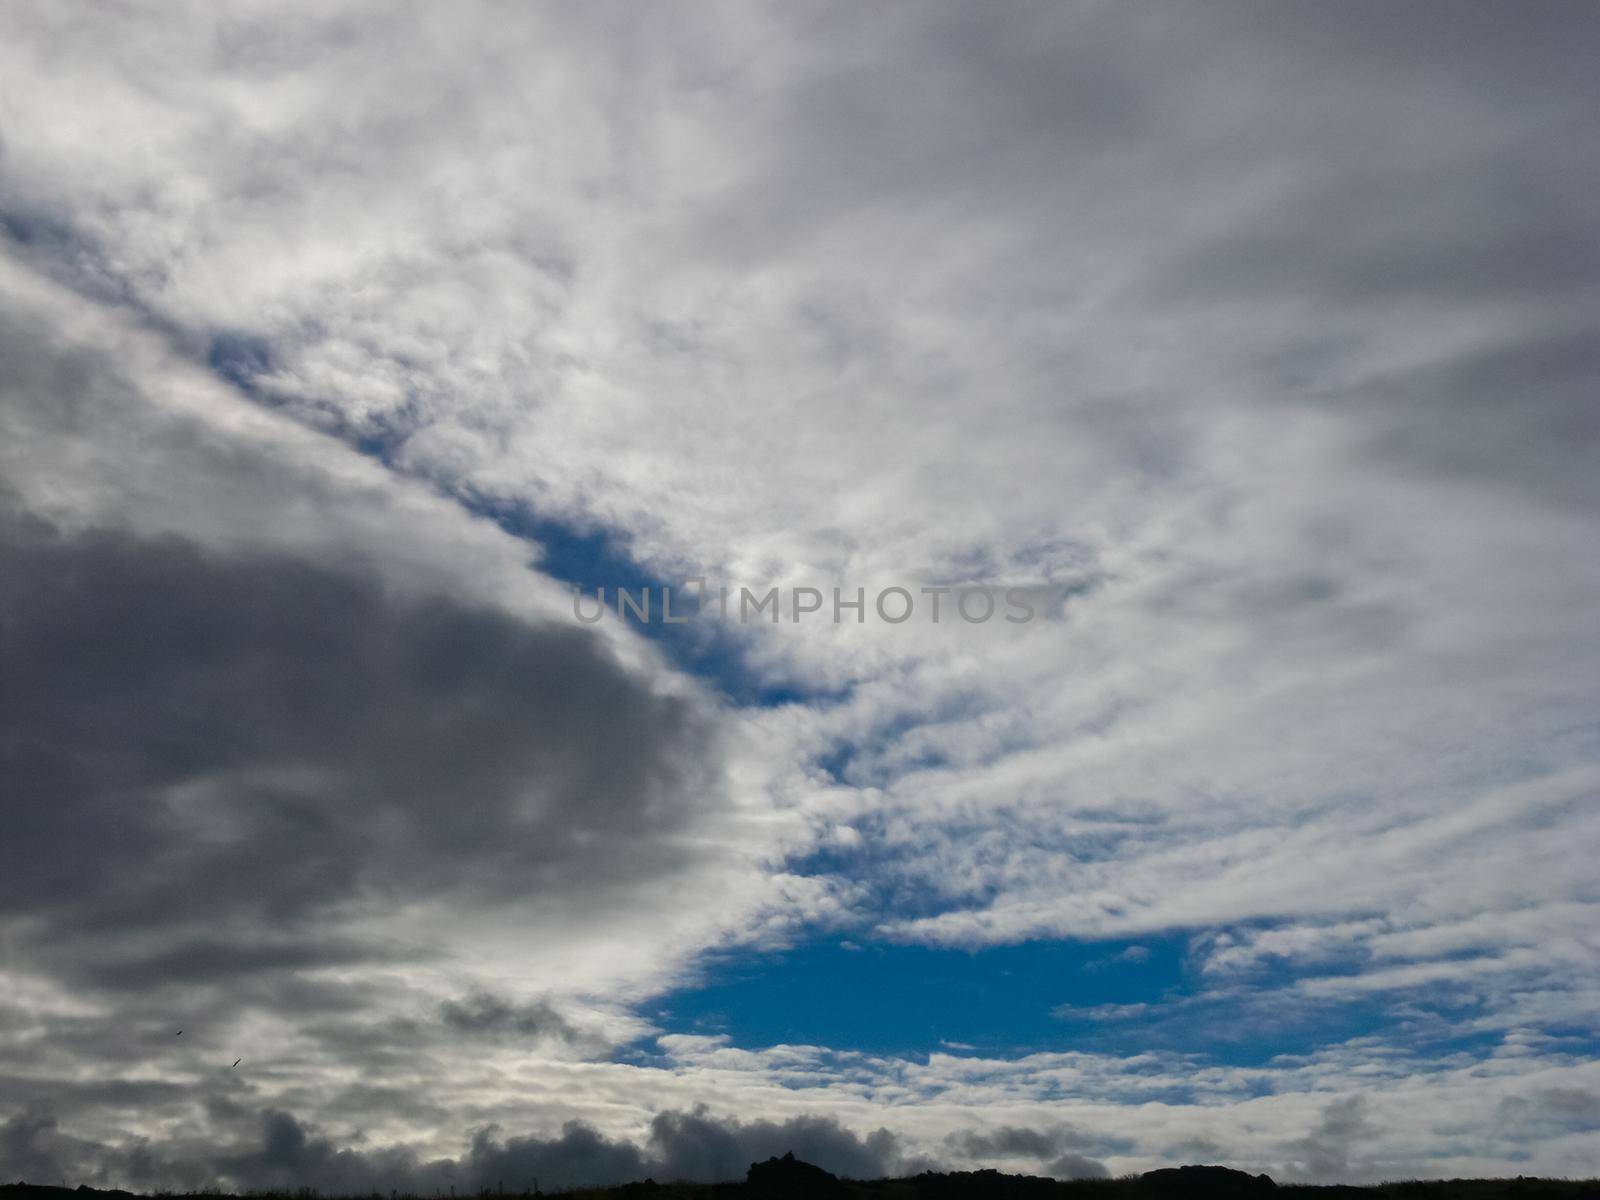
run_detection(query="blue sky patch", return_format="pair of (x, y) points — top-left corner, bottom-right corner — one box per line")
(648, 935), (1191, 1058)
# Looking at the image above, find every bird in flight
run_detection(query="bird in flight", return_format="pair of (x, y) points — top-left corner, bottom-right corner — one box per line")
(231, 1059), (241, 1068)
(175, 1030), (182, 1036)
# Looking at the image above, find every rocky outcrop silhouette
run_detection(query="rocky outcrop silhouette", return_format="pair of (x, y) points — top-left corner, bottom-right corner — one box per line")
(745, 1151), (849, 1198)
(1137, 1165), (1277, 1198)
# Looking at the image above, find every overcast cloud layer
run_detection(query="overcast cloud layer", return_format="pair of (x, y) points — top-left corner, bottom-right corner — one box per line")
(1, 0), (1598, 1187)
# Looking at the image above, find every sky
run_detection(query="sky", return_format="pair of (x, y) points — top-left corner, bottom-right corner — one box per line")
(0, 0), (1598, 1189)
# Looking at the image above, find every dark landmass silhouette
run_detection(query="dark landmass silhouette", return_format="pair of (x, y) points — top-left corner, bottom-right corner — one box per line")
(6, 1155), (1598, 1200)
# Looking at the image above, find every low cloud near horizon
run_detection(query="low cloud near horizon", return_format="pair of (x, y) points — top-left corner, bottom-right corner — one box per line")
(2, 1104), (919, 1192)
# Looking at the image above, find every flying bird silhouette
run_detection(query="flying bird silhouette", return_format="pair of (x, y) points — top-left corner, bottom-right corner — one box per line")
(231, 1059), (241, 1068)
(175, 1030), (182, 1036)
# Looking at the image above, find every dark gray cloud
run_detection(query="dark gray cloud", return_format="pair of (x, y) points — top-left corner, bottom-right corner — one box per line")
(455, 1121), (650, 1193)
(1284, 1096), (1378, 1183)
(0, 1105), (903, 1192)
(1047, 1153), (1111, 1181)
(0, 1110), (69, 1186)
(645, 1106), (901, 1182)
(0, 499), (719, 986)
(950, 1124), (1088, 1158)
(210, 1110), (464, 1195)
(435, 992), (612, 1057)
(0, 419), (727, 1103)
(439, 993), (579, 1042)
(1497, 1087), (1600, 1138)
(946, 1124), (1115, 1180)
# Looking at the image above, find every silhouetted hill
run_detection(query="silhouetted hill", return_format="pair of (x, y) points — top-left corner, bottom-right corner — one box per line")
(5, 1160), (1599, 1200)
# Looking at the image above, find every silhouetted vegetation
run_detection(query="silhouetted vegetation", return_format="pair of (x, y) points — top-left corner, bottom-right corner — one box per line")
(5, 1158), (1598, 1200)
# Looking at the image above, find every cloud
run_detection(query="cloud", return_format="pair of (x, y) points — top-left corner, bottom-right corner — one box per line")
(0, 247), (814, 1179)
(1497, 1088), (1600, 1139)
(1084, 945), (1152, 971)
(0, 503), (721, 969)
(945, 1124), (1113, 1179)
(212, 1110), (442, 1195)
(4, 1105), (903, 1193)
(439, 994), (581, 1043)
(459, 1122), (651, 1193)
(0, 1109), (68, 1185)
(646, 1107), (902, 1182)
(0, 0), (1597, 1185)
(6, 1030), (1600, 1188)
(1047, 1154), (1111, 1181)
(948, 1124), (1096, 1159)
(1283, 1096), (1378, 1183)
